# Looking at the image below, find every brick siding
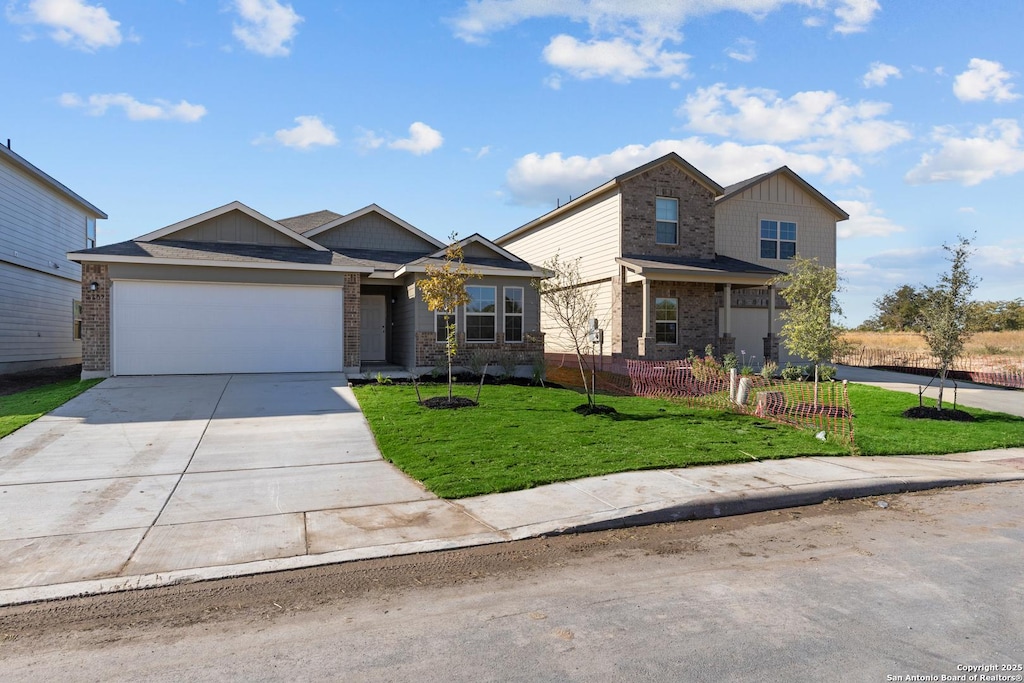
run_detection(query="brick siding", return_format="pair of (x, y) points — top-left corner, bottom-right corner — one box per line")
(619, 164), (716, 261)
(415, 332), (544, 369)
(81, 263), (111, 374)
(343, 274), (360, 368)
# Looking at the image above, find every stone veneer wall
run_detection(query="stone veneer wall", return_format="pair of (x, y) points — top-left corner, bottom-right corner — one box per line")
(414, 332), (545, 370)
(619, 164), (716, 261)
(343, 273), (360, 368)
(81, 263), (111, 375)
(620, 279), (718, 360)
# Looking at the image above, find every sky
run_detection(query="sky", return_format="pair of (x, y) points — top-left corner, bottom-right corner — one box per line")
(2, 0), (1022, 326)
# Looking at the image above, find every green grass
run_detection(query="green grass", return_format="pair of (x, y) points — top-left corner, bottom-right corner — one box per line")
(0, 378), (102, 438)
(356, 382), (1024, 499)
(355, 384), (847, 498)
(848, 383), (1024, 455)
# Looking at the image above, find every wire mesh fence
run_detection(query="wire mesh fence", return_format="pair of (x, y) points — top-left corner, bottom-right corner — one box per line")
(835, 348), (1024, 389)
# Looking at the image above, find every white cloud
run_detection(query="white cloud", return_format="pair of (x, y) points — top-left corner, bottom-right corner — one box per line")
(355, 127), (385, 152)
(451, 1), (880, 44)
(726, 37), (756, 63)
(957, 206), (976, 214)
(835, 199), (905, 239)
(953, 58), (1020, 103)
(231, 0), (302, 57)
(261, 116), (338, 150)
(505, 138), (861, 206)
(543, 73), (563, 90)
(906, 119), (1024, 186)
(59, 92), (206, 122)
(7, 0), (121, 50)
(388, 122), (444, 155)
(464, 145), (491, 159)
(862, 62), (901, 88)
(542, 34), (688, 82)
(678, 83), (912, 155)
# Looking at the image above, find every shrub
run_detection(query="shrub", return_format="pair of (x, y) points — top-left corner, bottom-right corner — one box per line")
(723, 352), (738, 370)
(781, 363), (804, 381)
(818, 364), (837, 381)
(760, 361), (779, 379)
(691, 353), (727, 382)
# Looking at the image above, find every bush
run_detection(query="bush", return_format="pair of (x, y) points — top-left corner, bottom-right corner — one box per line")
(781, 363), (804, 381)
(723, 352), (738, 370)
(760, 361), (779, 379)
(819, 364), (837, 381)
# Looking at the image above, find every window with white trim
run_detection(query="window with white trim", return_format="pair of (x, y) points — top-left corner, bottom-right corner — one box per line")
(760, 220), (797, 260)
(434, 311), (455, 343)
(465, 285), (496, 342)
(655, 297), (678, 344)
(656, 197), (678, 245)
(504, 287), (524, 343)
(86, 217), (96, 249)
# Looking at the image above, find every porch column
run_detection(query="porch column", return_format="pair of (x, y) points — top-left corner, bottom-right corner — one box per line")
(764, 284), (779, 363)
(723, 283), (732, 335)
(637, 276), (653, 357)
(718, 282), (735, 356)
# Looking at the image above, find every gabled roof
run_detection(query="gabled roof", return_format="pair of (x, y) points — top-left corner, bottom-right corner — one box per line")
(303, 203), (446, 249)
(495, 152), (725, 245)
(277, 209), (343, 234)
(0, 143), (107, 218)
(136, 201), (329, 251)
(68, 239), (373, 273)
(397, 233), (546, 278)
(717, 166), (850, 221)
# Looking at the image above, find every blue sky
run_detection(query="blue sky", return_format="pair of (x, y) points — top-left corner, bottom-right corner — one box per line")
(2, 0), (1022, 325)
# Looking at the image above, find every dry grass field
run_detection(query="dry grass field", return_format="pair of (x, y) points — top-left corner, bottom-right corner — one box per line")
(839, 330), (1024, 372)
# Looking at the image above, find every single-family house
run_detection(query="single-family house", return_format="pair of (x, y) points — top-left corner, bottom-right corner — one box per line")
(1, 142), (107, 374)
(67, 201), (545, 378)
(494, 153), (848, 367)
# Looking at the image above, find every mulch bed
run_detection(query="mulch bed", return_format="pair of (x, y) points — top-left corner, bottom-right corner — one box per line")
(902, 406), (976, 422)
(572, 404), (618, 416)
(420, 396), (479, 409)
(0, 364), (81, 397)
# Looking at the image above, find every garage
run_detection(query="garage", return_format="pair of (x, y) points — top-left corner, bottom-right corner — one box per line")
(112, 281), (344, 375)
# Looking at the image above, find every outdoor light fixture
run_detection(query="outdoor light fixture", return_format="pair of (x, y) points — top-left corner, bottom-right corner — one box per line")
(89, 282), (99, 291)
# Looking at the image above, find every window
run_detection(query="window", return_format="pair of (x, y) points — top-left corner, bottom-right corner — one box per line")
(465, 286), (496, 342)
(504, 287), (524, 343)
(86, 217), (96, 249)
(73, 299), (82, 340)
(435, 311), (455, 343)
(655, 297), (678, 344)
(760, 220), (797, 260)
(656, 197), (678, 244)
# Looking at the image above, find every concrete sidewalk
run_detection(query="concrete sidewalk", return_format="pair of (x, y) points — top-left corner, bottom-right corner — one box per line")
(2, 368), (1023, 607)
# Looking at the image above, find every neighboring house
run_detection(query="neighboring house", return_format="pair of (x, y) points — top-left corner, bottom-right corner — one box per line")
(67, 201), (544, 378)
(0, 143), (107, 375)
(495, 153), (847, 367)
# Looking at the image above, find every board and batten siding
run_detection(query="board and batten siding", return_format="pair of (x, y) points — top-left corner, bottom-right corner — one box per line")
(0, 154), (92, 371)
(715, 174), (838, 271)
(162, 209), (303, 247)
(499, 190), (622, 284)
(313, 213), (437, 252)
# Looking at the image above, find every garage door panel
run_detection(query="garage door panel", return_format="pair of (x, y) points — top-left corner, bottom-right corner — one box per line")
(113, 281), (343, 375)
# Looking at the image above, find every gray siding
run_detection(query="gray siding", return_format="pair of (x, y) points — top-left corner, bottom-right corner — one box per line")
(313, 213), (437, 252)
(0, 262), (81, 371)
(412, 274), (541, 339)
(0, 153), (97, 371)
(165, 210), (303, 247)
(107, 263), (351, 286)
(462, 242), (499, 259)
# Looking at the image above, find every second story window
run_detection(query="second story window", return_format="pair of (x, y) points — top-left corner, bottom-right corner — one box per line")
(760, 220), (797, 260)
(86, 217), (97, 249)
(656, 197), (678, 245)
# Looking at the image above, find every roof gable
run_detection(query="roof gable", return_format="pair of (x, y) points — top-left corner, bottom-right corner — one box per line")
(432, 234), (523, 263)
(615, 152), (724, 197)
(277, 209), (343, 234)
(1, 144), (107, 218)
(717, 166), (849, 221)
(137, 201), (328, 250)
(304, 204), (445, 252)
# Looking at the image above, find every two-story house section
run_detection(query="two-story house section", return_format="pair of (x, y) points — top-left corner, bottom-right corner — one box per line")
(715, 166), (849, 365)
(495, 153), (783, 365)
(1, 142), (107, 374)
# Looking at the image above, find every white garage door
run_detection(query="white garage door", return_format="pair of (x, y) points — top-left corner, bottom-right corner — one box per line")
(113, 281), (344, 375)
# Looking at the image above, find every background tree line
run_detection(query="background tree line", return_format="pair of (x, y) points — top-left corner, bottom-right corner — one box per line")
(859, 286), (1024, 333)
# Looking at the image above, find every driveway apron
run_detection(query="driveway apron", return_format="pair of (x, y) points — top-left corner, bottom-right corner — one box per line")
(0, 373), (492, 592)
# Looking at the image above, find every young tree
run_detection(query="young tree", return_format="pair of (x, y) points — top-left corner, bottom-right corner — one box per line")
(771, 256), (847, 403)
(534, 254), (599, 409)
(418, 235), (480, 401)
(918, 235), (978, 410)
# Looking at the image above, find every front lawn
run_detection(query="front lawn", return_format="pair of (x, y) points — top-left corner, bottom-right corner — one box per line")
(355, 384), (846, 498)
(0, 378), (102, 439)
(848, 383), (1024, 455)
(355, 382), (1024, 499)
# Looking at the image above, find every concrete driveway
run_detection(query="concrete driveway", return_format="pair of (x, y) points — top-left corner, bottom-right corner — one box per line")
(0, 374), (494, 595)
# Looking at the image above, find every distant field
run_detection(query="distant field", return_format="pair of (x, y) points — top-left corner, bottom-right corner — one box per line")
(839, 330), (1024, 373)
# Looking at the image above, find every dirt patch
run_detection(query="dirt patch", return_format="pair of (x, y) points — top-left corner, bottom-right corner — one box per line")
(421, 396), (478, 409)
(572, 404), (618, 416)
(0, 365), (81, 397)
(902, 406), (976, 422)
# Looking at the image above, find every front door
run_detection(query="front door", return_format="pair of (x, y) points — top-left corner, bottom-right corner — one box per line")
(360, 295), (387, 362)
